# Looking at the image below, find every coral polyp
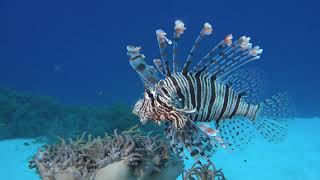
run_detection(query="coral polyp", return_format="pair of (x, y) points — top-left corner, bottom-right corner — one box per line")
(182, 160), (226, 180)
(29, 126), (183, 180)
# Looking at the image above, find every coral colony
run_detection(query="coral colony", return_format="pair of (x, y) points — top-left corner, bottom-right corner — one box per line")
(29, 126), (184, 180)
(182, 161), (226, 180)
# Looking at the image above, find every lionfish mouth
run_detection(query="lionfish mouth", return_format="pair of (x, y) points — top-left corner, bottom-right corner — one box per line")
(132, 99), (153, 124)
(132, 99), (143, 116)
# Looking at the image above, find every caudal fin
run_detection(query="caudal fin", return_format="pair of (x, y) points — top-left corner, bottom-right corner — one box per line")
(256, 92), (294, 143)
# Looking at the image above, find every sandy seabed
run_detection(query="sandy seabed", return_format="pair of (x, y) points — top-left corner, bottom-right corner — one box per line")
(1, 117), (320, 180)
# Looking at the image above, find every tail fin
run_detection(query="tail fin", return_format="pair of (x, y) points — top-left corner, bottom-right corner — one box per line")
(256, 92), (294, 143)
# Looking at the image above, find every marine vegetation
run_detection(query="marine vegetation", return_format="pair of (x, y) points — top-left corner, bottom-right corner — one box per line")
(29, 126), (183, 180)
(182, 161), (225, 180)
(0, 88), (148, 141)
(127, 19), (293, 160)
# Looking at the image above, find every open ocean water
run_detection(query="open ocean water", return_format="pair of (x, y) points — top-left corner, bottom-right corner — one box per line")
(0, 0), (319, 179)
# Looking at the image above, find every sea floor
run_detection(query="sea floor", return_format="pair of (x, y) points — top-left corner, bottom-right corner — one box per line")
(1, 117), (319, 180)
(183, 117), (320, 180)
(0, 139), (42, 180)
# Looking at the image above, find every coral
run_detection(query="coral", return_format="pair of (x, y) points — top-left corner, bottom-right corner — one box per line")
(182, 160), (226, 180)
(29, 126), (183, 180)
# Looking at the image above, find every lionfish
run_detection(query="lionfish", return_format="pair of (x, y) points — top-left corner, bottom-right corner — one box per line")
(127, 20), (292, 160)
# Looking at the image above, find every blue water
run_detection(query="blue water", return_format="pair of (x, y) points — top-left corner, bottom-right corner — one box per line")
(1, 0), (319, 116)
(1, 0), (320, 179)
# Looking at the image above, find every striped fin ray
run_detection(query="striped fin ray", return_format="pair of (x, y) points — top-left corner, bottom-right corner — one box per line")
(182, 22), (213, 75)
(153, 59), (166, 76)
(156, 29), (172, 76)
(191, 35), (263, 81)
(172, 20), (186, 73)
(191, 39), (225, 73)
(190, 34), (235, 74)
(222, 68), (264, 104)
(209, 36), (263, 80)
(127, 20), (264, 93)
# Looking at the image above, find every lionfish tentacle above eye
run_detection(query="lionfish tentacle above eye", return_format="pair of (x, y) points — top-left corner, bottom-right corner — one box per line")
(153, 59), (166, 76)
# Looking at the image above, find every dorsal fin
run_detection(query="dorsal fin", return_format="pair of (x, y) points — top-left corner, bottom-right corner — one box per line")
(153, 59), (165, 76)
(191, 35), (263, 81)
(181, 22), (213, 74)
(156, 29), (172, 77)
(127, 20), (264, 94)
(191, 38), (226, 73)
(222, 68), (264, 104)
(208, 36), (262, 79)
(172, 20), (186, 73)
(194, 66), (207, 77)
(164, 61), (171, 77)
(191, 34), (232, 73)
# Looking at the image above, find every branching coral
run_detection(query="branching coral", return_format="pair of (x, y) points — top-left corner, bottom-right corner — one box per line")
(182, 160), (226, 180)
(29, 126), (183, 180)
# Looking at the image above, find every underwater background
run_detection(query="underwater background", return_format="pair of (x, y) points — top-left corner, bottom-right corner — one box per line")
(0, 0), (319, 179)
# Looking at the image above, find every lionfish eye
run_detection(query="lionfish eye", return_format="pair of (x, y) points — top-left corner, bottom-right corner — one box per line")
(145, 90), (155, 99)
(144, 92), (151, 99)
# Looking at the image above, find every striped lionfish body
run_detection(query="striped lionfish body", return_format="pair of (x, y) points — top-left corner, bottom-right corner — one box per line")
(157, 73), (259, 126)
(127, 20), (292, 160)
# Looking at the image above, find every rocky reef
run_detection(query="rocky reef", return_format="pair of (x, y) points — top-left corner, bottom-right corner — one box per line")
(29, 126), (183, 180)
(0, 88), (161, 141)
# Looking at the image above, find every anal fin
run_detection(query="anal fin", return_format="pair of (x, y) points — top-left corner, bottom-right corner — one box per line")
(165, 121), (220, 161)
(218, 117), (257, 151)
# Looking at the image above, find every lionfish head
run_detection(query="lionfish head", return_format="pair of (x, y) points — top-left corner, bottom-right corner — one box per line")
(133, 89), (194, 128)
(132, 98), (146, 122)
(132, 90), (163, 125)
